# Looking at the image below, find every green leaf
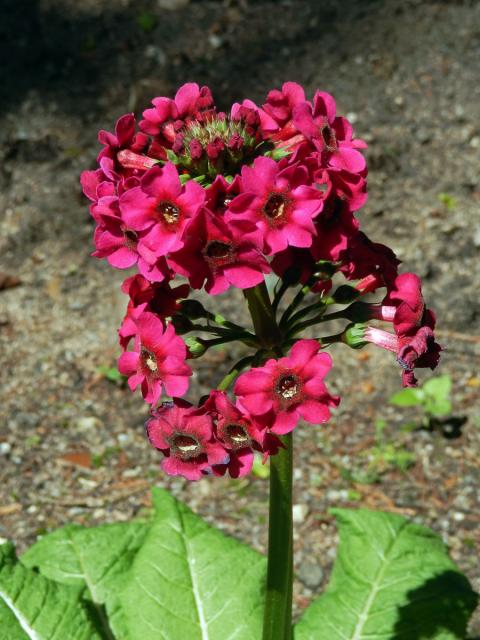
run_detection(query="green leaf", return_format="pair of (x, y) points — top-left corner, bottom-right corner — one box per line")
(389, 387), (425, 407)
(22, 520), (149, 639)
(295, 509), (478, 640)
(0, 542), (102, 639)
(97, 365), (125, 384)
(136, 12), (157, 32)
(119, 487), (266, 639)
(0, 598), (25, 640)
(425, 398), (453, 418)
(423, 375), (452, 400)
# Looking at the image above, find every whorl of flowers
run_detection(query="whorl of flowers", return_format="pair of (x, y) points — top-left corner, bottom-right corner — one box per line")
(82, 82), (441, 480)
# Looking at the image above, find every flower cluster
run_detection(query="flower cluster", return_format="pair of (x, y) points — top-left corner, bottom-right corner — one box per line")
(82, 82), (441, 480)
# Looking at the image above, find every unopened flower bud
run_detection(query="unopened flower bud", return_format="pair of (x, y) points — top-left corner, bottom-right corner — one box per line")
(342, 323), (368, 349)
(332, 285), (361, 305)
(343, 301), (377, 323)
(179, 299), (207, 320)
(313, 260), (338, 280)
(189, 139), (203, 160)
(185, 336), (208, 358)
(171, 314), (194, 334)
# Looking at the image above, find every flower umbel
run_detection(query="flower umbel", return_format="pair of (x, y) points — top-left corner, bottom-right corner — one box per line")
(82, 81), (441, 481)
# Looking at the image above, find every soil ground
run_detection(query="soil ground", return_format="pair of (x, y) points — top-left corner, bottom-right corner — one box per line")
(1, 0), (479, 635)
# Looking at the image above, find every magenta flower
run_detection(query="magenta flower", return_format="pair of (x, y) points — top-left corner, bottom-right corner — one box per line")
(146, 401), (228, 481)
(118, 311), (192, 404)
(97, 114), (150, 183)
(363, 319), (441, 387)
(262, 82), (306, 128)
(293, 91), (366, 173)
(382, 273), (426, 336)
(205, 174), (242, 216)
(338, 231), (400, 289)
(234, 340), (339, 434)
(397, 325), (442, 387)
(119, 162), (205, 260)
(81, 169), (112, 203)
(168, 210), (270, 294)
(140, 83), (214, 142)
(91, 196), (143, 269)
(203, 391), (271, 478)
(227, 157), (324, 255)
(118, 275), (189, 349)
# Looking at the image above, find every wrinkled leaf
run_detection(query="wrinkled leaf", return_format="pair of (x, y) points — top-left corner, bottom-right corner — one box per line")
(295, 509), (477, 640)
(120, 487), (266, 640)
(22, 520), (149, 639)
(0, 543), (102, 640)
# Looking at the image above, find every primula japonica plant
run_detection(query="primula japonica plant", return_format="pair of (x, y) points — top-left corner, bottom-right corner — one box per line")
(2, 83), (476, 640)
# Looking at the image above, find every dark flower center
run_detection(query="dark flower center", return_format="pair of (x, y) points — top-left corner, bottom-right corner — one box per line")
(224, 423), (250, 448)
(123, 228), (138, 249)
(205, 240), (232, 259)
(276, 374), (300, 400)
(320, 124), (337, 152)
(157, 200), (180, 225)
(263, 193), (287, 219)
(140, 347), (158, 375)
(172, 434), (202, 459)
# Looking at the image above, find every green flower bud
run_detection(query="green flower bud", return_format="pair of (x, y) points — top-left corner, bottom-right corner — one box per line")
(185, 336), (208, 358)
(342, 323), (368, 349)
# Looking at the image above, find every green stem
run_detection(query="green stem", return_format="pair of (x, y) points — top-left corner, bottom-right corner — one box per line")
(217, 356), (254, 391)
(272, 279), (290, 314)
(278, 278), (316, 329)
(244, 282), (282, 349)
(243, 282), (293, 640)
(263, 433), (293, 640)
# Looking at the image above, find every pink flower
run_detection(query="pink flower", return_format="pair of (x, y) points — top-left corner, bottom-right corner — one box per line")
(234, 340), (339, 434)
(363, 321), (441, 387)
(310, 197), (359, 263)
(119, 163), (205, 259)
(118, 275), (189, 349)
(292, 92), (367, 173)
(271, 247), (333, 294)
(80, 169), (111, 203)
(205, 174), (242, 215)
(230, 99), (278, 139)
(140, 83), (214, 142)
(382, 273), (426, 336)
(91, 196), (143, 269)
(118, 311), (191, 404)
(398, 325), (442, 387)
(262, 82), (306, 128)
(227, 157), (324, 254)
(97, 114), (150, 182)
(168, 210), (270, 294)
(147, 401), (228, 480)
(338, 231), (400, 288)
(203, 391), (276, 478)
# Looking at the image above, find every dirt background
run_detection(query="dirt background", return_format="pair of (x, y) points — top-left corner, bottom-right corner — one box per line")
(1, 0), (479, 635)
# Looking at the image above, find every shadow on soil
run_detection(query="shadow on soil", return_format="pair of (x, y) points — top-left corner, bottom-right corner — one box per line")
(392, 570), (478, 639)
(1, 0), (386, 116)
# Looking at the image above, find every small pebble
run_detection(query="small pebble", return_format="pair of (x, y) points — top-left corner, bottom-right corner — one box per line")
(298, 560), (324, 589)
(292, 504), (308, 524)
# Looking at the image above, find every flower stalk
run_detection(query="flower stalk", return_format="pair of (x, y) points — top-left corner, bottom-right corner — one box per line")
(244, 283), (293, 640)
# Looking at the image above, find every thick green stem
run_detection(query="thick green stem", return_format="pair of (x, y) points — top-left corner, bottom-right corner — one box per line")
(244, 282), (281, 349)
(244, 282), (293, 640)
(263, 433), (293, 640)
